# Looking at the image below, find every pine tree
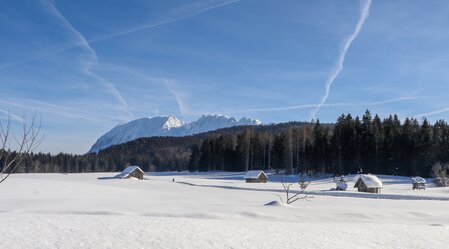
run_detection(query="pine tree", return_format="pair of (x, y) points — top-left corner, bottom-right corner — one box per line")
(418, 118), (433, 176)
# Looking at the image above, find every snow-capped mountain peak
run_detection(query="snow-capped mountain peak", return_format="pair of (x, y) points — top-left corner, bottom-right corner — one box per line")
(161, 116), (185, 129)
(186, 114), (259, 134)
(89, 115), (262, 153)
(238, 117), (263, 125)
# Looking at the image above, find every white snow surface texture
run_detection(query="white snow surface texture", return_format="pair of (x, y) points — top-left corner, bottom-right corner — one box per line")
(89, 115), (262, 152)
(1, 173), (449, 249)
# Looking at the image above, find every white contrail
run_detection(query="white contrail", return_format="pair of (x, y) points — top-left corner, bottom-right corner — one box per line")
(161, 78), (189, 116)
(94, 64), (194, 116)
(229, 96), (428, 114)
(89, 0), (240, 43)
(105, 64), (191, 116)
(310, 0), (372, 120)
(414, 106), (449, 119)
(0, 97), (123, 122)
(0, 108), (24, 123)
(1, 0), (239, 70)
(39, 0), (133, 120)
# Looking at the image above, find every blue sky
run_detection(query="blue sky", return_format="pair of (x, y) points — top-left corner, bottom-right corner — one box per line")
(2, 0), (449, 154)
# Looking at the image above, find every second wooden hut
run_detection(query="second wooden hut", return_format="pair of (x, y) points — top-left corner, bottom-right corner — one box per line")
(353, 174), (382, 193)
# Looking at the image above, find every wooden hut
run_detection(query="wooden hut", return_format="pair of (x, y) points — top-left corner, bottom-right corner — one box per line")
(115, 166), (144, 180)
(411, 177), (426, 190)
(243, 170), (268, 183)
(353, 174), (382, 193)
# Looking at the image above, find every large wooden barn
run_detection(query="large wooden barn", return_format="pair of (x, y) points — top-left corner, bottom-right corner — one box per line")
(243, 170), (268, 183)
(353, 174), (382, 193)
(115, 166), (144, 180)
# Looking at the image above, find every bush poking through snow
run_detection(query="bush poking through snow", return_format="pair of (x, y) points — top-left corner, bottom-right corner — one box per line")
(333, 175), (348, 191)
(277, 177), (311, 204)
(432, 162), (449, 187)
(299, 176), (309, 190)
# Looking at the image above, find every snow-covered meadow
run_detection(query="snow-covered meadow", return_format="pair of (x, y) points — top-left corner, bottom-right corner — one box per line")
(1, 172), (448, 248)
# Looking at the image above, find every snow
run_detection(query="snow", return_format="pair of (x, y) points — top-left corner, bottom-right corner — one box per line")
(243, 170), (266, 179)
(89, 116), (185, 152)
(264, 200), (286, 206)
(412, 177), (427, 184)
(1, 172), (449, 248)
(186, 114), (262, 135)
(353, 174), (383, 188)
(239, 117), (263, 125)
(162, 116), (185, 130)
(89, 115), (263, 153)
(336, 181), (348, 190)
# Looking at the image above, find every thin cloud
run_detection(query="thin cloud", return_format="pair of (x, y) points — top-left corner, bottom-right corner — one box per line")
(1, 0), (239, 70)
(310, 0), (372, 120)
(0, 108), (24, 123)
(161, 78), (189, 116)
(39, 0), (133, 120)
(0, 42), (73, 70)
(0, 97), (122, 123)
(89, 0), (240, 43)
(413, 106), (449, 119)
(230, 96), (429, 114)
(101, 64), (191, 117)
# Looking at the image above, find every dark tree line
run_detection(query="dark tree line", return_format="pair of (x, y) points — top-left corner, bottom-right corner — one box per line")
(3, 110), (449, 177)
(189, 110), (449, 177)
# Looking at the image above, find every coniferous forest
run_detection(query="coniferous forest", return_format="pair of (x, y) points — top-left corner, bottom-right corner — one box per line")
(5, 110), (449, 177)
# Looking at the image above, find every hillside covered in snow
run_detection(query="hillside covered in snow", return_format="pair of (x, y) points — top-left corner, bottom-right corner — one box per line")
(89, 115), (262, 153)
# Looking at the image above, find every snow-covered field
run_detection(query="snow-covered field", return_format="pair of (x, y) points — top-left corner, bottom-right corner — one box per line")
(1, 172), (448, 249)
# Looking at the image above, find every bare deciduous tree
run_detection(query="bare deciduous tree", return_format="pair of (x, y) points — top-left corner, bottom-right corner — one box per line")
(0, 113), (42, 184)
(277, 176), (311, 204)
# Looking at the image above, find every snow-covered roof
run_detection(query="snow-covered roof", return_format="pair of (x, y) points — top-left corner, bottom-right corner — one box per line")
(353, 174), (382, 188)
(116, 166), (144, 179)
(243, 170), (267, 179)
(412, 177), (426, 184)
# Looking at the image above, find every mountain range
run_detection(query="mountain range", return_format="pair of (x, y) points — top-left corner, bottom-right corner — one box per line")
(89, 115), (262, 153)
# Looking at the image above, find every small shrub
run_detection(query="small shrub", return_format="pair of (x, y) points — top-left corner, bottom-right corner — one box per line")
(431, 162), (449, 187)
